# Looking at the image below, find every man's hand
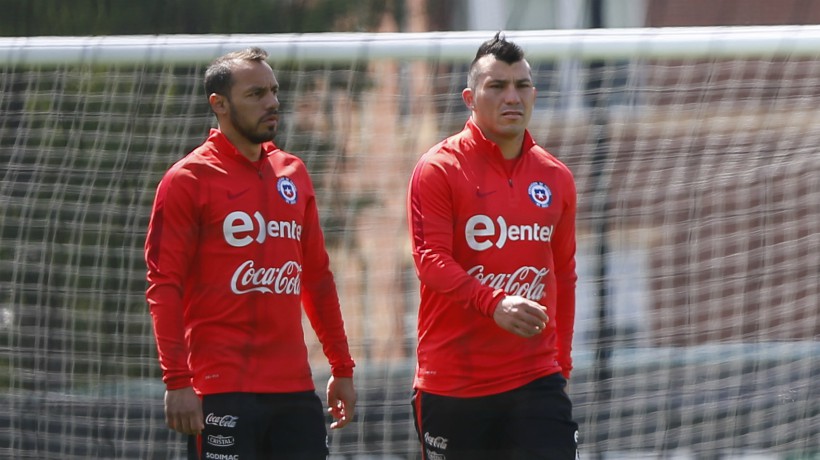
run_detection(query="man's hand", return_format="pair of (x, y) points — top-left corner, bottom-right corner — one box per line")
(492, 295), (549, 338)
(327, 376), (356, 429)
(164, 387), (204, 435)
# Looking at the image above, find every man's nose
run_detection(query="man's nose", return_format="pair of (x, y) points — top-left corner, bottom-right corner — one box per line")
(503, 86), (521, 104)
(265, 92), (279, 110)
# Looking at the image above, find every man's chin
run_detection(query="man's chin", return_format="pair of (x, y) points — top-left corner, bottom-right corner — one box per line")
(249, 130), (276, 144)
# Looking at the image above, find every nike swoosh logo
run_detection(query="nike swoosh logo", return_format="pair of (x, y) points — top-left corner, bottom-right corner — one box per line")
(476, 189), (496, 198)
(227, 189), (250, 200)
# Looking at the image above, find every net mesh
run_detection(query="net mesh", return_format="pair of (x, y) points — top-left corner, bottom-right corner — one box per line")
(0, 30), (818, 459)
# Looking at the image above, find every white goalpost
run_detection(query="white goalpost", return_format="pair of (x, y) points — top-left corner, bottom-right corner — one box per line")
(1, 27), (818, 459)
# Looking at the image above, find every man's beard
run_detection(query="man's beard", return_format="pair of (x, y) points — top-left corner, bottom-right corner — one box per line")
(231, 109), (277, 144)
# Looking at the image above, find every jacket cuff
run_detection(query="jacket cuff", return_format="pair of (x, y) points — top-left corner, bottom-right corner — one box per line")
(164, 374), (194, 391)
(478, 289), (507, 317)
(331, 362), (355, 378)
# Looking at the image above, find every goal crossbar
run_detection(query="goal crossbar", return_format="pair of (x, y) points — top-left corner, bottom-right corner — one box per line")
(3, 25), (820, 65)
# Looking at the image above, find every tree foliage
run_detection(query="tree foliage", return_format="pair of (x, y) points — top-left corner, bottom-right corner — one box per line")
(0, 0), (400, 36)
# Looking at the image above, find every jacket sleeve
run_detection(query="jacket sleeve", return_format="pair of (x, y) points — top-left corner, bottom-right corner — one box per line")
(299, 181), (355, 378)
(407, 154), (505, 317)
(144, 167), (199, 390)
(551, 170), (578, 379)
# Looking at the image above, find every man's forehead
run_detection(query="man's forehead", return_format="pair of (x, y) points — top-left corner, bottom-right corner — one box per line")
(475, 55), (532, 80)
(231, 59), (272, 75)
(231, 61), (277, 88)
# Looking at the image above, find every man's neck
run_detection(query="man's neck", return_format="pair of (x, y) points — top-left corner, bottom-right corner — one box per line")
(472, 118), (525, 159)
(484, 132), (524, 160)
(221, 128), (262, 162)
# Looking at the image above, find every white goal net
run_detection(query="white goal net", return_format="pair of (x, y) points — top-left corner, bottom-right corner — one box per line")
(1, 27), (818, 459)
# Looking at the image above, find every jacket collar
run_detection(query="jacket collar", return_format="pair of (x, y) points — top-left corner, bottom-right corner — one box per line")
(464, 118), (536, 161)
(207, 128), (278, 163)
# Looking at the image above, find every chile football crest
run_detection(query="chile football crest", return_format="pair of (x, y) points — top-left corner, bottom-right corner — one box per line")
(277, 177), (297, 204)
(528, 181), (552, 208)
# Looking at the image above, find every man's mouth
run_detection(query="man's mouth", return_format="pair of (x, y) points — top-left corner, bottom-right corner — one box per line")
(501, 110), (523, 118)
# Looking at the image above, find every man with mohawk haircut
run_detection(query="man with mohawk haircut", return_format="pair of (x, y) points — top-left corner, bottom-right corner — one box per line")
(407, 33), (580, 459)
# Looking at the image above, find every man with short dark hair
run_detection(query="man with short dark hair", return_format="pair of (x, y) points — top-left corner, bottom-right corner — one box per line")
(145, 47), (356, 460)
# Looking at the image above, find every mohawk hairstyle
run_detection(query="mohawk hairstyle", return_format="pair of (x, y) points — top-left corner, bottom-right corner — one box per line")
(467, 32), (526, 89)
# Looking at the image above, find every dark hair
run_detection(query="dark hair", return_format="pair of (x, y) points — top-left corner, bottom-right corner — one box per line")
(204, 47), (269, 97)
(467, 32), (525, 88)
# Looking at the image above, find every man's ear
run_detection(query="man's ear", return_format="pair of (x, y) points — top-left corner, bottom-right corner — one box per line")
(462, 87), (474, 110)
(208, 93), (228, 115)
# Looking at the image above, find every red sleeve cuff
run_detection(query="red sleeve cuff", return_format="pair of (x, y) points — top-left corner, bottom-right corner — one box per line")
(164, 375), (193, 391)
(478, 289), (507, 318)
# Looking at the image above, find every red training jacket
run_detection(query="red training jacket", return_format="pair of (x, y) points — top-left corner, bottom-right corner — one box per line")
(145, 129), (354, 395)
(407, 119), (577, 397)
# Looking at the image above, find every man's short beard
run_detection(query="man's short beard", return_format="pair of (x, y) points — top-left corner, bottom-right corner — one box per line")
(230, 110), (276, 144)
(242, 127), (276, 144)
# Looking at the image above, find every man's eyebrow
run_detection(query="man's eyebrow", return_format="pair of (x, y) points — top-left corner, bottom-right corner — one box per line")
(244, 83), (278, 93)
(486, 77), (532, 84)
